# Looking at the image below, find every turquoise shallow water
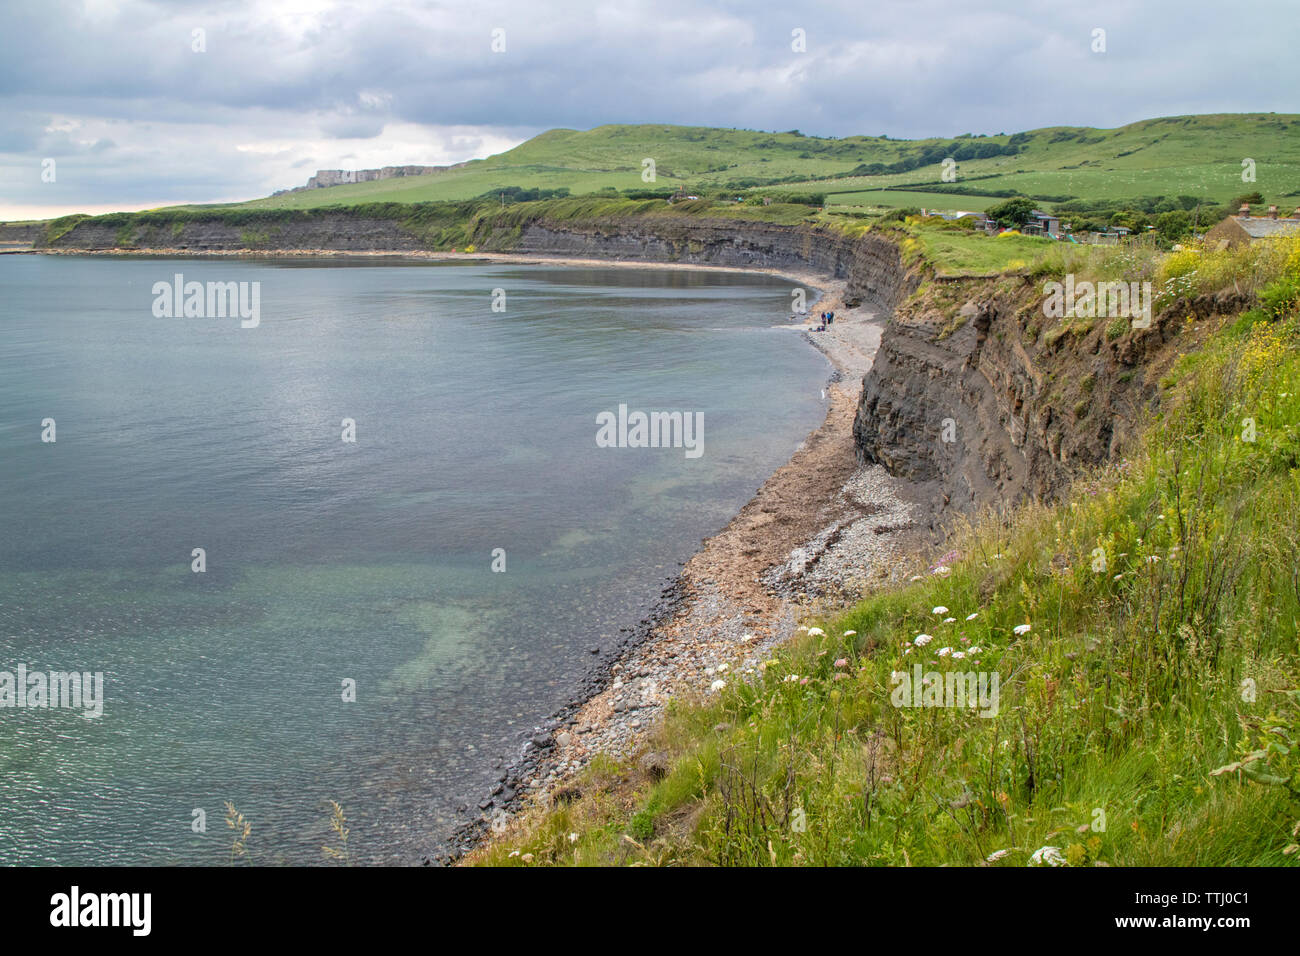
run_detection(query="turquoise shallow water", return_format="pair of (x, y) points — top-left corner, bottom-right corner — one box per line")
(0, 255), (828, 864)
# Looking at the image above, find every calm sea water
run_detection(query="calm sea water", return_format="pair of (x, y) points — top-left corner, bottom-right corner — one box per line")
(0, 254), (828, 864)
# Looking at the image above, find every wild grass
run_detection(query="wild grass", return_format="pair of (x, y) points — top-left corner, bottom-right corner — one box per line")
(906, 219), (1055, 275)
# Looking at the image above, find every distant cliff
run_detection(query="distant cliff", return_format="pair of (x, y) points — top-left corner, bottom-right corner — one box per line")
(273, 163), (466, 195)
(19, 205), (920, 318)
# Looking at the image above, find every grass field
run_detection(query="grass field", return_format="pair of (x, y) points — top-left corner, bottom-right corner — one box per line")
(802, 114), (1300, 207)
(211, 113), (1300, 215)
(904, 222), (1060, 275)
(826, 190), (1004, 212)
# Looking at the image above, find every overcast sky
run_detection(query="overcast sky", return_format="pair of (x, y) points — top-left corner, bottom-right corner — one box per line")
(2, 0), (1295, 219)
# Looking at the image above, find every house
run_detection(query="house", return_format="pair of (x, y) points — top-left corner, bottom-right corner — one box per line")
(1079, 226), (1129, 246)
(941, 210), (996, 233)
(1205, 205), (1300, 248)
(1023, 210), (1060, 238)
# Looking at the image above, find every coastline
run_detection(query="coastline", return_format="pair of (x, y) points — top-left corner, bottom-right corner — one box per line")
(8, 245), (850, 294)
(7, 245), (924, 863)
(429, 264), (927, 864)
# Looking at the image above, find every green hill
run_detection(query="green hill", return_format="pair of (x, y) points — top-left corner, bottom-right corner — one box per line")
(222, 113), (1300, 214)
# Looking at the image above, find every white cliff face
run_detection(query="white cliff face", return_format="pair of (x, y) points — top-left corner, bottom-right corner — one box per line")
(299, 164), (464, 191)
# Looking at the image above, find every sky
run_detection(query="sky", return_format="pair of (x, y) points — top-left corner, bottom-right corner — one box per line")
(2, 0), (1296, 220)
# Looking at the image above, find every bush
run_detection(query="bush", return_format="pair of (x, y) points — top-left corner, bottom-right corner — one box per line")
(879, 207), (921, 223)
(987, 197), (1036, 228)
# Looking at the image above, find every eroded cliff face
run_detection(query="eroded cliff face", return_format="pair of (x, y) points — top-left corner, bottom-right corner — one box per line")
(26, 209), (921, 314)
(23, 213), (917, 318)
(485, 218), (917, 315)
(852, 276), (1254, 521)
(0, 222), (44, 247)
(32, 215), (431, 252)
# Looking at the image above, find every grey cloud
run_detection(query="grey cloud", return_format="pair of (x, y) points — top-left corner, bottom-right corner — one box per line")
(0, 0), (1296, 215)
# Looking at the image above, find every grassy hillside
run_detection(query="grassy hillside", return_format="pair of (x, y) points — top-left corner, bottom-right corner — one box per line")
(806, 114), (1300, 209)
(230, 125), (921, 210)
(470, 233), (1300, 867)
(223, 114), (1300, 215)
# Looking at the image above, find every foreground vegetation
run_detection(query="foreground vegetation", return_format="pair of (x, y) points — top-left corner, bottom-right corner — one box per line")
(472, 235), (1300, 867)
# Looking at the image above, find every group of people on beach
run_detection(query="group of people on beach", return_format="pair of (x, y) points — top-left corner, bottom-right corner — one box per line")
(810, 309), (835, 332)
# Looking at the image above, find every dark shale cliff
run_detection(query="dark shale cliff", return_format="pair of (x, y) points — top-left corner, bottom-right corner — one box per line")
(13, 209), (918, 314)
(476, 216), (916, 315)
(853, 274), (1254, 523)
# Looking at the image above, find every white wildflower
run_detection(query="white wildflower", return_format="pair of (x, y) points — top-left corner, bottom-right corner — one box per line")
(1028, 846), (1066, 867)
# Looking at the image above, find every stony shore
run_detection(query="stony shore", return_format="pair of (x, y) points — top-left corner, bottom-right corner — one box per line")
(436, 268), (928, 864)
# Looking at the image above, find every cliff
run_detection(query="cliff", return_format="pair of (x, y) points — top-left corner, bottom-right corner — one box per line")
(472, 216), (917, 315)
(852, 273), (1254, 522)
(13, 204), (1224, 521)
(22, 207), (919, 315)
(273, 163), (467, 195)
(0, 222), (45, 247)
(29, 212), (433, 252)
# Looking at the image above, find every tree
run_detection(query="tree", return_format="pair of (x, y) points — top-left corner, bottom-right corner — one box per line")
(1156, 210), (1192, 242)
(986, 197), (1036, 228)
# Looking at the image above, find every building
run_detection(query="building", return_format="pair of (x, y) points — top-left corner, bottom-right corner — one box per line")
(1205, 205), (1300, 248)
(939, 210), (996, 233)
(1078, 226), (1130, 245)
(1021, 210), (1060, 238)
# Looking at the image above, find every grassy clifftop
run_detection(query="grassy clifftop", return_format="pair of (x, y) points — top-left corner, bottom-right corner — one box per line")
(469, 234), (1300, 867)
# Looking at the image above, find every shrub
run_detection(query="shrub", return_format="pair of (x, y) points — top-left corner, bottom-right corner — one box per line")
(987, 197), (1036, 228)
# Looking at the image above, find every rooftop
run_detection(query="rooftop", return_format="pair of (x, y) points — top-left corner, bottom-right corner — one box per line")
(1234, 216), (1300, 238)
